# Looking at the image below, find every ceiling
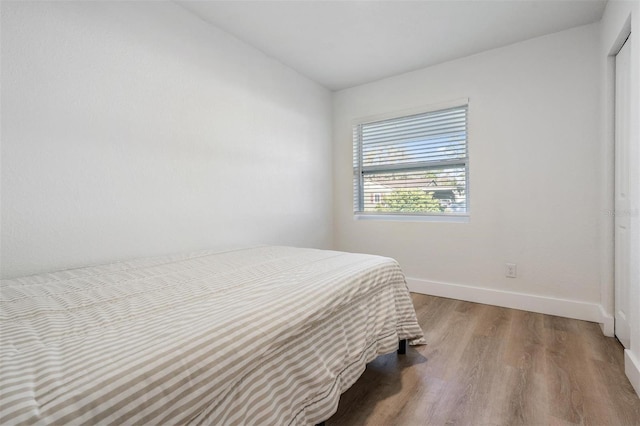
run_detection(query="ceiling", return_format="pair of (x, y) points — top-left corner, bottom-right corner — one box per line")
(178, 1), (607, 91)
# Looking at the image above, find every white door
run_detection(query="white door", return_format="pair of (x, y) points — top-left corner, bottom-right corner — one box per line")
(615, 35), (631, 349)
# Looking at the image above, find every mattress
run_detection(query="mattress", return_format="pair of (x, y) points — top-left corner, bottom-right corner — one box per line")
(0, 246), (424, 425)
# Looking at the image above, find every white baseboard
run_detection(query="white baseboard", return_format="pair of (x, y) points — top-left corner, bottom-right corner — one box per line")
(406, 277), (611, 330)
(625, 350), (640, 397)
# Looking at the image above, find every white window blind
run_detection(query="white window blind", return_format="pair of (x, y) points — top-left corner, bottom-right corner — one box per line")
(353, 104), (468, 216)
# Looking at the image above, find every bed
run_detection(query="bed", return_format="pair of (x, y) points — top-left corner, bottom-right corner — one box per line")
(0, 245), (424, 425)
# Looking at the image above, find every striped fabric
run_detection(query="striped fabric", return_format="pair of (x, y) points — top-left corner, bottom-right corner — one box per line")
(0, 246), (425, 425)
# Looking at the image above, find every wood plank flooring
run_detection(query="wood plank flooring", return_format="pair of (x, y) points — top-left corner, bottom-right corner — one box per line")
(327, 294), (640, 426)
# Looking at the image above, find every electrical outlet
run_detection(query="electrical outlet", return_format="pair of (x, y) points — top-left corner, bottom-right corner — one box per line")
(505, 263), (517, 278)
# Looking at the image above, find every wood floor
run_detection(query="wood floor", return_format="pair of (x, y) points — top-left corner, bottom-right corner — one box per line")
(328, 294), (640, 426)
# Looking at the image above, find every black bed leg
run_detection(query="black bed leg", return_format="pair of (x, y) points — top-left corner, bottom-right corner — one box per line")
(397, 339), (407, 355)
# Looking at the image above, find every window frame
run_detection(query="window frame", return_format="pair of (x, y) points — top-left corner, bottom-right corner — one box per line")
(352, 98), (470, 222)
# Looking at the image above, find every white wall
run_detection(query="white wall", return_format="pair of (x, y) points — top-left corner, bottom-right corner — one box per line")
(0, 1), (333, 278)
(599, 0), (640, 397)
(333, 24), (604, 322)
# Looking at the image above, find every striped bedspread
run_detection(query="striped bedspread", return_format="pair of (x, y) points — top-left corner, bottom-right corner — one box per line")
(0, 246), (424, 425)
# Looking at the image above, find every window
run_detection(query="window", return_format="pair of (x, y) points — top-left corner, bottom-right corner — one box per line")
(353, 103), (468, 219)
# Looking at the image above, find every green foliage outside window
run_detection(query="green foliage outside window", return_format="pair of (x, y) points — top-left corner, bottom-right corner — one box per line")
(375, 189), (443, 213)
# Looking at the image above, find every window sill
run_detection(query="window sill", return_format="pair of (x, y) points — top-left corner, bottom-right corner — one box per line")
(353, 213), (470, 223)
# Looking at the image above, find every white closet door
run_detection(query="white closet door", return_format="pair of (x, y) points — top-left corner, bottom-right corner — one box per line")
(615, 36), (631, 349)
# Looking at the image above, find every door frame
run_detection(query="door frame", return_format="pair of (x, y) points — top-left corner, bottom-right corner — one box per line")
(600, 17), (632, 338)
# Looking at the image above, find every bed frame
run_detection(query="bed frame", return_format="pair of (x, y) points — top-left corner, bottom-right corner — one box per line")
(315, 339), (407, 425)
